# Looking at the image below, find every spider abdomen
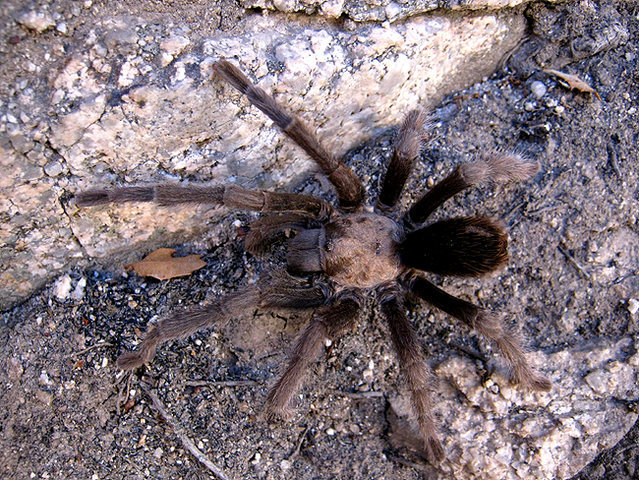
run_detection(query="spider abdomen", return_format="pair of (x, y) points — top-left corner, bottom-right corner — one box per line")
(323, 213), (402, 288)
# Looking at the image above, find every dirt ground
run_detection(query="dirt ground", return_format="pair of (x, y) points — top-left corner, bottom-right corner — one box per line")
(2, 1), (638, 479)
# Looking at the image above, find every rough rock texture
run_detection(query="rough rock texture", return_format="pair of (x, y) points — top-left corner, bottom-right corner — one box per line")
(429, 338), (638, 479)
(1, 2), (525, 310)
(2, 1), (639, 480)
(239, 0), (563, 23)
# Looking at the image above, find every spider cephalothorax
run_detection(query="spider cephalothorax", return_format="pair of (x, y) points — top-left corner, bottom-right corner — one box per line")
(76, 60), (550, 463)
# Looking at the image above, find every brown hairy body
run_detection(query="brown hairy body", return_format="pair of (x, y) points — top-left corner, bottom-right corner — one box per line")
(76, 60), (550, 463)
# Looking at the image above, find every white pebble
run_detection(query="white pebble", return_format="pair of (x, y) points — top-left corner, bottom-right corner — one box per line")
(54, 275), (73, 300)
(71, 277), (86, 300)
(18, 10), (55, 33)
(531, 81), (547, 99)
(628, 298), (639, 315)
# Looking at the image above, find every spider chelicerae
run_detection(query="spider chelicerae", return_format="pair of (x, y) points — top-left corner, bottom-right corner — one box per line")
(76, 59), (551, 463)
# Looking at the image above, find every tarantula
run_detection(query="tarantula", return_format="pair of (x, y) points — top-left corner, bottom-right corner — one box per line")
(76, 60), (551, 463)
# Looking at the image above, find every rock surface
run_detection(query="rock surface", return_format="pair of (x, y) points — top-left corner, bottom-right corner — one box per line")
(239, 0), (562, 22)
(1, 2), (525, 310)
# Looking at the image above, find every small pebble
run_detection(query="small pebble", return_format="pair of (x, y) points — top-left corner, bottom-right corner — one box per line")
(44, 160), (64, 177)
(18, 10), (55, 33)
(531, 81), (547, 99)
(71, 277), (86, 300)
(54, 275), (73, 300)
(545, 98), (558, 108)
(628, 298), (639, 315)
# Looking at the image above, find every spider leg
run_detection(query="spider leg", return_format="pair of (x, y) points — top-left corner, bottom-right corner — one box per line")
(213, 60), (364, 209)
(265, 290), (362, 419)
(377, 109), (428, 210)
(244, 214), (319, 255)
(404, 273), (551, 391)
(379, 286), (445, 464)
(406, 151), (539, 225)
(75, 184), (332, 220)
(116, 269), (331, 370)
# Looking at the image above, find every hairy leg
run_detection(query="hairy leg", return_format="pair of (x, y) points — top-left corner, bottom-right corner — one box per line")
(244, 214), (319, 254)
(116, 270), (331, 370)
(379, 287), (445, 464)
(213, 60), (364, 209)
(265, 291), (362, 419)
(377, 109), (428, 210)
(76, 184), (332, 220)
(407, 151), (539, 225)
(404, 273), (551, 391)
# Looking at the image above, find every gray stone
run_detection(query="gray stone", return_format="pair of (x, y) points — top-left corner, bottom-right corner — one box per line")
(430, 337), (639, 480)
(530, 80), (547, 98)
(16, 9), (56, 33)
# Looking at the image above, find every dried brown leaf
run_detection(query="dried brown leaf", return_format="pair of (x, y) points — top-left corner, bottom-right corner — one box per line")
(125, 248), (206, 280)
(544, 69), (601, 100)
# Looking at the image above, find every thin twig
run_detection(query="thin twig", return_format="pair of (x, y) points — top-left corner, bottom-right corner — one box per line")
(65, 342), (113, 358)
(615, 444), (639, 455)
(287, 426), (309, 460)
(185, 380), (257, 388)
(557, 243), (592, 281)
(329, 389), (385, 399)
(116, 372), (133, 415)
(607, 143), (622, 178)
(387, 454), (431, 473)
(525, 204), (561, 216)
(140, 383), (232, 480)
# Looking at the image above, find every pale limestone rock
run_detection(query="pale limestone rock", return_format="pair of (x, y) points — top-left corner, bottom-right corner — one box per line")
(53, 275), (73, 300)
(17, 9), (56, 33)
(424, 337), (639, 480)
(238, 0), (561, 22)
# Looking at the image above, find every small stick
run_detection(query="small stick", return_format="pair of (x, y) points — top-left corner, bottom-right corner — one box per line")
(65, 342), (113, 358)
(288, 426), (310, 460)
(185, 380), (257, 388)
(329, 389), (385, 399)
(558, 243), (591, 281)
(387, 454), (431, 472)
(607, 143), (621, 178)
(140, 383), (232, 480)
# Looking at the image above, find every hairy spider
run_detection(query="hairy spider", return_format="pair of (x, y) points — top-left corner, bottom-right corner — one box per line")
(76, 60), (551, 463)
